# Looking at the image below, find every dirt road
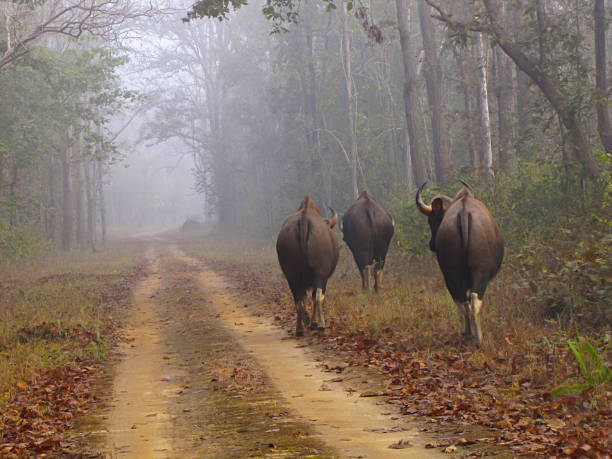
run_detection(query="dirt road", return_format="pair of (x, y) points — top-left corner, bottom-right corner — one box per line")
(76, 243), (444, 458)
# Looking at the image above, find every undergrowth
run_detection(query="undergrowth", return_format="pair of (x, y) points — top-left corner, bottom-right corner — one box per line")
(0, 241), (145, 421)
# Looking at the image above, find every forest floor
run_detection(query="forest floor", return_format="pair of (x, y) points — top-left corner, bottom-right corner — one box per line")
(0, 234), (608, 457)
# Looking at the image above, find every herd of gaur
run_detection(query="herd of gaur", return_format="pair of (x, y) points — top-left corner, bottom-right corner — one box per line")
(276, 182), (504, 347)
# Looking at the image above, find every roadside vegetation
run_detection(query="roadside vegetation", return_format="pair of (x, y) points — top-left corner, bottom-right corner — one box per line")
(0, 242), (145, 455)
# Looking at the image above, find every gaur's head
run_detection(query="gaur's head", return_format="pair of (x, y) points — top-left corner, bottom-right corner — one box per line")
(298, 197), (338, 229)
(416, 182), (474, 252)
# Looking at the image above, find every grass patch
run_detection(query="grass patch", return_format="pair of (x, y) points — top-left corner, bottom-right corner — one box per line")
(0, 240), (146, 419)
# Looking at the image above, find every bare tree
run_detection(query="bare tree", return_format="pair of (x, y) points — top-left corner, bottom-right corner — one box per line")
(0, 0), (159, 71)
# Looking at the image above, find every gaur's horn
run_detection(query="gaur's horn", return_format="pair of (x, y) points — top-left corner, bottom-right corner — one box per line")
(328, 206), (339, 227)
(416, 182), (433, 215)
(459, 180), (474, 193)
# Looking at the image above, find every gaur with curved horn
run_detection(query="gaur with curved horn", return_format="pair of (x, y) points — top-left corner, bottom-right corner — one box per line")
(276, 197), (340, 336)
(416, 182), (504, 347)
(342, 190), (394, 293)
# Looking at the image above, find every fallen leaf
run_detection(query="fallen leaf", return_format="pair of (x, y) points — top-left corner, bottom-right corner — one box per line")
(388, 439), (412, 449)
(360, 390), (388, 397)
(15, 381), (29, 390)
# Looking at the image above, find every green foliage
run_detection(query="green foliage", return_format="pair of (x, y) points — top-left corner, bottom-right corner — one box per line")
(386, 184), (436, 257)
(186, 0), (249, 22)
(188, 0), (343, 33)
(551, 338), (611, 398)
(0, 220), (51, 260)
(0, 43), (135, 249)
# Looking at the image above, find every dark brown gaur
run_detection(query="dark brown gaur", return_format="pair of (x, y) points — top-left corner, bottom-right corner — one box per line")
(341, 190), (394, 293)
(276, 196), (340, 336)
(416, 182), (504, 347)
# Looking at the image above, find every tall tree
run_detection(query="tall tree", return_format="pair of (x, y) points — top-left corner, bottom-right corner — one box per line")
(594, 0), (612, 153)
(475, 32), (494, 178)
(417, 0), (450, 184)
(395, 0), (427, 186)
(342, 0), (358, 199)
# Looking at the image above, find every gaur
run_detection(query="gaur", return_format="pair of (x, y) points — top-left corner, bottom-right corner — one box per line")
(276, 196), (340, 336)
(416, 182), (504, 347)
(341, 190), (394, 293)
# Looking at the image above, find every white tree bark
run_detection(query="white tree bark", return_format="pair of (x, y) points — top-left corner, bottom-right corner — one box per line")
(342, 0), (358, 200)
(475, 32), (494, 179)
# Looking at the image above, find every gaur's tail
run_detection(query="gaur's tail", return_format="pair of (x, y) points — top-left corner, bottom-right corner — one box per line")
(299, 209), (311, 269)
(457, 205), (471, 259)
(366, 205), (376, 264)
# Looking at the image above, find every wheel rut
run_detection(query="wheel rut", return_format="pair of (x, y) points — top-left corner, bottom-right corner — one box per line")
(76, 243), (443, 458)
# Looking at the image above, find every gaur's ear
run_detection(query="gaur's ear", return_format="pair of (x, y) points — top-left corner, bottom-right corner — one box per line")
(432, 198), (445, 215)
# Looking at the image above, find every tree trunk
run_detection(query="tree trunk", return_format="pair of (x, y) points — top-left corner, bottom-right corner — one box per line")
(96, 158), (107, 246)
(83, 161), (96, 252)
(493, 2), (516, 172)
(61, 146), (73, 251)
(495, 46), (515, 171)
(594, 0), (612, 153)
(417, 0), (450, 184)
(482, 0), (601, 177)
(454, 48), (478, 169)
(8, 160), (18, 227)
(515, 69), (532, 158)
(395, 0), (427, 186)
(45, 158), (56, 241)
(475, 32), (494, 179)
(75, 160), (85, 246)
(342, 0), (358, 200)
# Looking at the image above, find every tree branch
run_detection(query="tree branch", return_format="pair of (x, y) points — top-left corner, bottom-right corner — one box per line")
(0, 0), (162, 72)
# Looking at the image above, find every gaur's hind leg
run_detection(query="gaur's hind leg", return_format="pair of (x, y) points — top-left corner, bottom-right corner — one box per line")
(290, 285), (308, 337)
(314, 287), (326, 331)
(361, 265), (374, 293)
(469, 292), (484, 347)
(295, 298), (309, 337)
(373, 259), (385, 293)
(309, 289), (318, 330)
(454, 300), (470, 342)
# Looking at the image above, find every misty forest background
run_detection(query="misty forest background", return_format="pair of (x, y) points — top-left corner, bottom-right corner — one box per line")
(0, 0), (609, 321)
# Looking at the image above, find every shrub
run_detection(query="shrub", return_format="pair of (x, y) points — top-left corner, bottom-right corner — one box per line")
(0, 220), (51, 261)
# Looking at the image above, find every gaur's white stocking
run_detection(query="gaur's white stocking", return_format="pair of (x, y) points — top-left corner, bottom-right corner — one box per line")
(469, 292), (484, 347)
(314, 288), (326, 330)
